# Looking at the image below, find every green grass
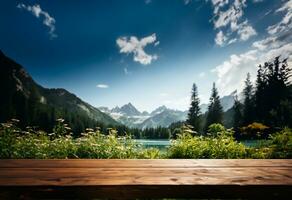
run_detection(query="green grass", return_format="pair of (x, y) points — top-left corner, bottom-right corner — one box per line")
(0, 120), (291, 159)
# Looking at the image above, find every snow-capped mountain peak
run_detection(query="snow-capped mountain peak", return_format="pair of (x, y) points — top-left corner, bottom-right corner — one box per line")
(98, 103), (187, 128)
(150, 105), (167, 116)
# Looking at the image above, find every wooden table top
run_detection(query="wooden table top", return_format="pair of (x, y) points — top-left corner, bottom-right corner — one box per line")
(0, 159), (291, 186)
(0, 159), (291, 199)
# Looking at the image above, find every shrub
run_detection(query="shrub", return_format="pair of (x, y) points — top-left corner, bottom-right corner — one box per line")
(207, 123), (225, 136)
(269, 128), (292, 158)
(167, 124), (248, 158)
(240, 122), (270, 139)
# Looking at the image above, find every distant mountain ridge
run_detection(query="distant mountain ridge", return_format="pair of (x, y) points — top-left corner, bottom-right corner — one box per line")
(0, 50), (118, 133)
(99, 104), (187, 129)
(100, 91), (240, 128)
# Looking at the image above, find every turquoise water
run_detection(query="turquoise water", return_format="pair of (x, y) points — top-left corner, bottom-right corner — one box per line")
(135, 139), (265, 150)
(134, 139), (170, 150)
(240, 139), (270, 147)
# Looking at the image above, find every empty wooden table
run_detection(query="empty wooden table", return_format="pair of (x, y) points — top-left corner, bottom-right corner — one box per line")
(0, 159), (291, 199)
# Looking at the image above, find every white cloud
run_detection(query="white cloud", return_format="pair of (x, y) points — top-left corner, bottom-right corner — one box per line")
(116, 34), (159, 65)
(237, 21), (257, 41)
(17, 3), (57, 38)
(267, 0), (292, 35)
(213, 40), (292, 95)
(252, 36), (278, 50)
(213, 0), (245, 28)
(211, 50), (258, 95)
(210, 0), (257, 46)
(212, 0), (229, 14)
(215, 30), (227, 46)
(96, 84), (109, 89)
(212, 1), (292, 96)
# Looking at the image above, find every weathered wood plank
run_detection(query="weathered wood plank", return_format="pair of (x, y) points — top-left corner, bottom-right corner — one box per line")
(0, 167), (291, 185)
(0, 159), (291, 199)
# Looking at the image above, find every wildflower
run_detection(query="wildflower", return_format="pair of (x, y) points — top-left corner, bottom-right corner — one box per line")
(81, 132), (88, 136)
(1, 123), (12, 128)
(56, 118), (64, 123)
(11, 119), (20, 123)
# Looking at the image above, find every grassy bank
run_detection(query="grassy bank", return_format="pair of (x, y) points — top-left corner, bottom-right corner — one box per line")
(0, 120), (291, 159)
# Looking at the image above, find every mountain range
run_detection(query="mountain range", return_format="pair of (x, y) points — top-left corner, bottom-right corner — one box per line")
(99, 104), (188, 129)
(99, 90), (239, 129)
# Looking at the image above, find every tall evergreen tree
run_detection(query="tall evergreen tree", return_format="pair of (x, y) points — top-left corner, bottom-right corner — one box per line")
(254, 64), (267, 123)
(242, 73), (254, 125)
(187, 83), (201, 132)
(205, 83), (223, 131)
(232, 94), (243, 135)
(260, 57), (292, 127)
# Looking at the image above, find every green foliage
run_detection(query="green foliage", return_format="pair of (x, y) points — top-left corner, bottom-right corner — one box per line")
(52, 118), (72, 138)
(269, 128), (292, 158)
(168, 124), (247, 158)
(0, 119), (160, 159)
(207, 123), (226, 136)
(0, 120), (291, 159)
(0, 119), (20, 158)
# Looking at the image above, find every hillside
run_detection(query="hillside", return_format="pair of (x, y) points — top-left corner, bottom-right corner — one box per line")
(0, 51), (118, 133)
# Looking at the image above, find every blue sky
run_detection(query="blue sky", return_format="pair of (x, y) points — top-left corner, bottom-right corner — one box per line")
(1, 0), (291, 112)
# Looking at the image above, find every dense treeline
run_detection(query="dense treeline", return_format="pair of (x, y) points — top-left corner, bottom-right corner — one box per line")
(187, 56), (292, 139)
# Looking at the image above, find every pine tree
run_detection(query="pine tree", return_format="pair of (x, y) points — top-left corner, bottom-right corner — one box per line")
(242, 73), (254, 125)
(187, 83), (201, 132)
(254, 57), (292, 127)
(233, 94), (243, 135)
(254, 64), (267, 123)
(264, 57), (292, 126)
(205, 83), (223, 131)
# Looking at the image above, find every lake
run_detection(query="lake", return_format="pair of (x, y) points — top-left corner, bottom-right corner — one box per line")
(134, 139), (265, 150)
(134, 139), (170, 150)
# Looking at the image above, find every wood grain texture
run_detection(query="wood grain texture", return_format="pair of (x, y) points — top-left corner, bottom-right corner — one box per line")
(0, 159), (291, 199)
